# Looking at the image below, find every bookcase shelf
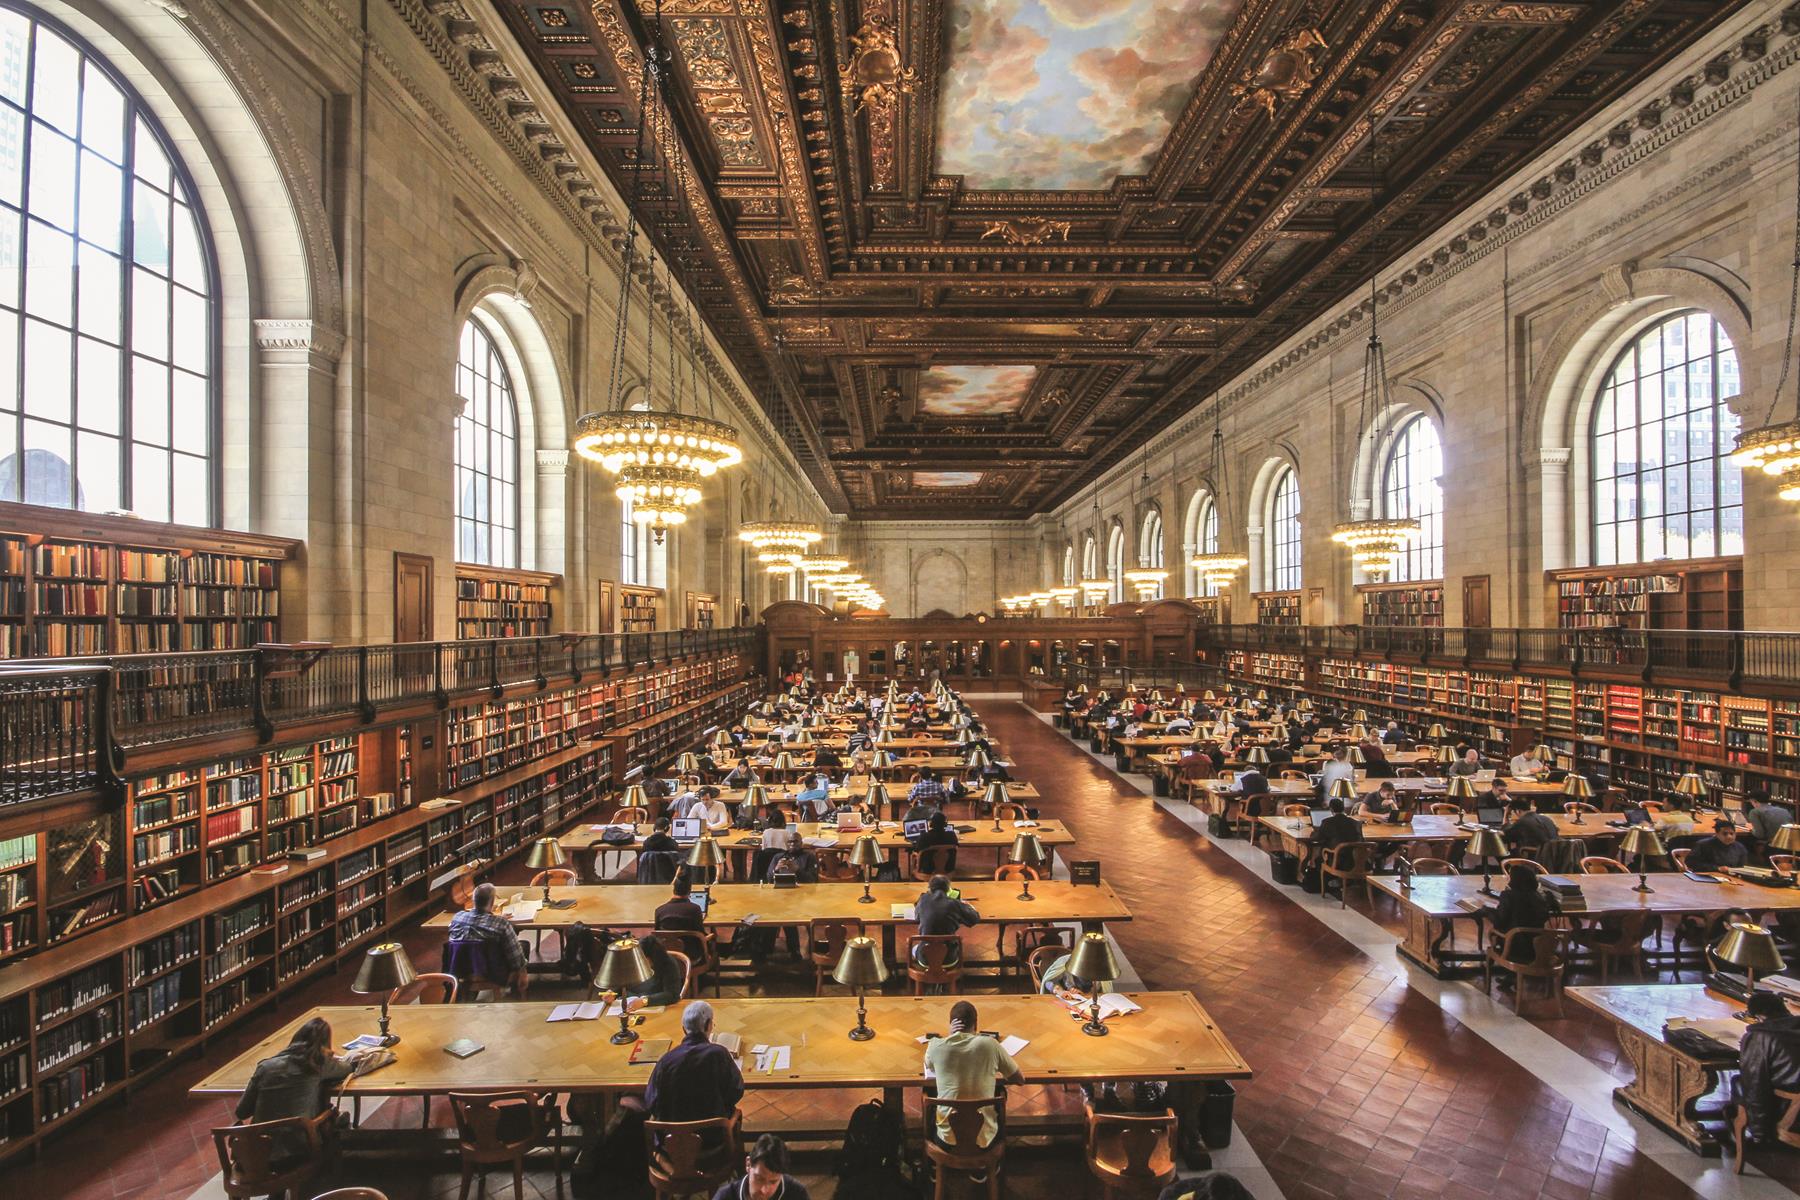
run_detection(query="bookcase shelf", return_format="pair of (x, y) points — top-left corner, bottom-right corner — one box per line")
(455, 564), (556, 640)
(1549, 557), (1742, 632)
(1358, 581), (1443, 628)
(1253, 592), (1300, 627)
(619, 585), (661, 634)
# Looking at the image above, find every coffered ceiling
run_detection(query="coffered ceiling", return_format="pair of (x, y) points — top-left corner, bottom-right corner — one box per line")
(495, 0), (1745, 517)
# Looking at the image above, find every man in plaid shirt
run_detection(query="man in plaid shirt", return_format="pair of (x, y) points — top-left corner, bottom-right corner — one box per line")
(907, 769), (949, 809)
(448, 882), (528, 995)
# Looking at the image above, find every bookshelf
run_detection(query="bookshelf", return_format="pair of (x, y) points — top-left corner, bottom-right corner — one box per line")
(1548, 558), (1742, 631)
(687, 591), (717, 631)
(454, 565), (557, 640)
(444, 681), (618, 793)
(619, 585), (661, 633)
(1253, 592), (1300, 626)
(0, 503), (294, 658)
(1358, 582), (1443, 628)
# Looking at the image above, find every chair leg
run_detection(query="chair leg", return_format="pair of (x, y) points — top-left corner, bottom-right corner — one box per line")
(459, 1161), (475, 1200)
(512, 1157), (525, 1200)
(1734, 1105), (1749, 1174)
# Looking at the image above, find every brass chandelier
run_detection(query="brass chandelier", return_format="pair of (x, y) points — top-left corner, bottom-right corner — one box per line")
(1190, 396), (1247, 589)
(1734, 93), (1800, 506)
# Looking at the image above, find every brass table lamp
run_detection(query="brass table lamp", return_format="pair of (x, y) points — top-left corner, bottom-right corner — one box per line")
(1010, 833), (1048, 900)
(985, 781), (1012, 831)
(1466, 827), (1509, 896)
(1619, 824), (1666, 893)
(1068, 932), (1121, 1036)
(1328, 778), (1358, 805)
(967, 747), (992, 769)
(1425, 723), (1446, 741)
(687, 833), (722, 886)
(1435, 745), (1459, 766)
(831, 936), (889, 1040)
(622, 782), (650, 811)
(864, 781), (891, 817)
(1446, 776), (1479, 803)
(1770, 823), (1800, 867)
(352, 942), (417, 1046)
(1674, 772), (1709, 805)
(526, 837), (568, 904)
(1244, 745), (1269, 766)
(742, 782), (770, 811)
(850, 834), (884, 903)
(1714, 922), (1786, 1017)
(596, 938), (652, 1044)
(676, 752), (700, 774)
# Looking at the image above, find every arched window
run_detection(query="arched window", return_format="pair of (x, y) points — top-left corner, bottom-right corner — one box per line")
(1061, 544), (1074, 587)
(453, 319), (519, 567)
(1265, 467), (1301, 591)
(1106, 522), (1125, 602)
(0, 8), (216, 523)
(1187, 494), (1220, 596)
(1382, 416), (1444, 581)
(1592, 311), (1742, 565)
(1081, 535), (1097, 581)
(621, 496), (640, 585)
(1137, 509), (1164, 599)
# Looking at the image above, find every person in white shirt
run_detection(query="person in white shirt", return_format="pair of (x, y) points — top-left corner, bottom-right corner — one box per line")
(1508, 751), (1548, 778)
(1163, 714), (1194, 734)
(686, 789), (731, 831)
(1318, 747), (1357, 795)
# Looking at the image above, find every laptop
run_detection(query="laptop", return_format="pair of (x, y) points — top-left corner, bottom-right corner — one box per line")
(1474, 769), (1497, 784)
(836, 811), (863, 831)
(1309, 809), (1332, 828)
(690, 888), (711, 915)
(672, 817), (701, 843)
(1476, 806), (1503, 827)
(903, 818), (929, 839)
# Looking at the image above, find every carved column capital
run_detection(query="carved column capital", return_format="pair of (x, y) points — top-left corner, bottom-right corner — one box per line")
(254, 319), (346, 373)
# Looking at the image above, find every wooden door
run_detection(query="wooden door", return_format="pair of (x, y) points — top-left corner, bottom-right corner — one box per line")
(1462, 576), (1491, 627)
(393, 553), (432, 643)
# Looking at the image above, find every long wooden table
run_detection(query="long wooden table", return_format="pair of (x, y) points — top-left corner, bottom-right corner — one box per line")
(1371, 872), (1800, 976)
(1256, 810), (1704, 858)
(1568, 984), (1744, 1154)
(191, 994), (1250, 1165)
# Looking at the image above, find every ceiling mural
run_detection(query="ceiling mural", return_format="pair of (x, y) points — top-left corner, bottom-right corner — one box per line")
(917, 365), (1038, 417)
(935, 0), (1244, 190)
(491, 0), (1752, 517)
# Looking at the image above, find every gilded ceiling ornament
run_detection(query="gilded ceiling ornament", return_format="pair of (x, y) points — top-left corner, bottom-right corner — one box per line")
(840, 16), (917, 116)
(977, 219), (1072, 247)
(1232, 28), (1328, 118)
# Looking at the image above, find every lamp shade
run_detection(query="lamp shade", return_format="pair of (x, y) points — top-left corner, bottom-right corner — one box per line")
(1346, 745), (1365, 764)
(1347, 724), (1370, 742)
(1257, 690), (1270, 702)
(526, 837), (566, 872)
(1075, 683), (1090, 695)
(850, 834), (885, 869)
(1067, 931), (1120, 986)
(1619, 825), (1667, 861)
(676, 753), (700, 773)
(1203, 690), (1217, 703)
(1772, 824), (1800, 853)
(712, 730), (733, 749)
(958, 726), (974, 744)
(864, 781), (891, 809)
(1297, 697), (1312, 711)
(1714, 922), (1787, 974)
(791, 729), (813, 746)
(1446, 776), (1480, 800)
(596, 937), (653, 992)
(1244, 745), (1270, 765)
(1533, 744), (1555, 763)
(1352, 709), (1369, 722)
(983, 781), (1012, 808)
(967, 747), (992, 768)
(1466, 828), (1509, 860)
(623, 783), (650, 809)
(1010, 832), (1048, 868)
(1674, 772), (1709, 798)
(352, 942), (417, 995)
(773, 752), (795, 770)
(1425, 723), (1446, 740)
(1562, 774), (1595, 799)
(1435, 745), (1459, 765)
(1327, 778), (1358, 802)
(831, 936), (889, 988)
(687, 836), (723, 869)
(743, 783), (770, 809)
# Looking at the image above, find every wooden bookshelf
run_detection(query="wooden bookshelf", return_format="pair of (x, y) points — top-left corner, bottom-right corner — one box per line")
(1358, 581), (1443, 628)
(0, 503), (294, 658)
(1253, 591), (1300, 626)
(454, 564), (557, 640)
(1548, 557), (1741, 631)
(619, 585), (661, 634)
(686, 591), (717, 631)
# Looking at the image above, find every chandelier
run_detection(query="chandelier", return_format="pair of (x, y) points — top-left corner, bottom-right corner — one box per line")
(1191, 553), (1250, 590)
(1048, 584), (1079, 609)
(1735, 108), (1800, 505)
(1079, 577), (1112, 601)
(616, 465), (703, 535)
(1124, 568), (1167, 599)
(739, 521), (822, 552)
(1190, 397), (1245, 591)
(799, 554), (849, 575)
(574, 410), (743, 477)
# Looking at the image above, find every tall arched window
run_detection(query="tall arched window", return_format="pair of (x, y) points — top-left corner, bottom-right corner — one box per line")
(1081, 535), (1097, 581)
(1265, 467), (1301, 591)
(621, 496), (640, 584)
(1187, 494), (1220, 596)
(1592, 311), (1742, 565)
(1137, 509), (1164, 599)
(0, 8), (217, 523)
(453, 319), (519, 567)
(1382, 416), (1444, 581)
(1061, 544), (1074, 587)
(1106, 522), (1125, 602)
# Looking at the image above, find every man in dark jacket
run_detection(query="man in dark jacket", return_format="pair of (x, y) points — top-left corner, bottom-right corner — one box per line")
(908, 811), (960, 871)
(1312, 799), (1363, 852)
(646, 1000), (744, 1126)
(1689, 819), (1750, 873)
(1503, 798), (1559, 857)
(1731, 993), (1800, 1148)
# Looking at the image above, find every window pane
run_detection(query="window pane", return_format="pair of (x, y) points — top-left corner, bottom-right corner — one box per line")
(76, 335), (117, 433)
(31, 29), (79, 135)
(75, 241), (119, 341)
(131, 441), (168, 520)
(22, 415), (70, 507)
(0, 11), (27, 107)
(171, 368), (205, 453)
(131, 186), (168, 272)
(27, 125), (75, 230)
(130, 267), (167, 355)
(170, 286), (205, 372)
(132, 116), (168, 191)
(171, 202), (205, 292)
(24, 217), (70, 323)
(131, 354), (167, 446)
(0, 208), (17, 310)
(79, 65), (124, 164)
(78, 149), (122, 252)
(0, 106), (22, 209)
(452, 319), (520, 568)
(0, 315), (15, 411)
(75, 429), (116, 512)
(171, 452), (206, 525)
(22, 316), (68, 420)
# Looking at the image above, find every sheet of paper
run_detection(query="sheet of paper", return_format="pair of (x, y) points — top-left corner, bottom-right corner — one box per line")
(1013, 820), (1039, 828)
(507, 900), (542, 922)
(1000, 1035), (1029, 1057)
(890, 904), (917, 921)
(547, 1004), (579, 1022)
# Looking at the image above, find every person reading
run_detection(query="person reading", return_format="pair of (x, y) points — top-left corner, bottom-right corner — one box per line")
(922, 1000), (1022, 1149)
(235, 1017), (384, 1164)
(1688, 818), (1749, 873)
(645, 1000), (744, 1128)
(655, 874), (706, 933)
(447, 881), (528, 995)
(713, 1133), (812, 1200)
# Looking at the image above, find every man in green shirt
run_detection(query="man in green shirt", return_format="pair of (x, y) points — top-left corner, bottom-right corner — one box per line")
(922, 1000), (1022, 1149)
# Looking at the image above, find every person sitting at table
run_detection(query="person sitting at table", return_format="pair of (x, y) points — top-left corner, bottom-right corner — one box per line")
(1312, 798), (1364, 852)
(618, 934), (687, 1011)
(846, 724), (873, 752)
(1726, 992), (1800, 1153)
(1501, 796), (1558, 857)
(448, 882), (528, 995)
(1450, 747), (1484, 777)
(769, 829), (821, 884)
(687, 787), (731, 832)
(1688, 818), (1749, 873)
(745, 800), (784, 833)
(655, 874), (707, 933)
(1038, 946), (1093, 1000)
(812, 744), (843, 771)
(1480, 863), (1562, 951)
(1265, 741), (1294, 766)
(1122, 718), (1146, 739)
(1235, 768), (1271, 801)
(796, 774), (833, 820)
(909, 812), (961, 870)
(916, 874), (977, 948)
(1318, 747), (1356, 797)
(1381, 720), (1405, 745)
(1352, 782), (1401, 821)
(904, 711), (931, 735)
(235, 1017), (379, 1164)
(645, 1000), (744, 1130)
(907, 768), (949, 810)
(923, 1000), (1023, 1150)
(715, 1133), (813, 1200)
(1176, 745), (1214, 784)
(1748, 789), (1796, 844)
(1483, 777), (1512, 810)
(1359, 740), (1395, 779)
(642, 817), (680, 855)
(1508, 748), (1548, 778)
(722, 761), (759, 788)
(1162, 712), (1195, 735)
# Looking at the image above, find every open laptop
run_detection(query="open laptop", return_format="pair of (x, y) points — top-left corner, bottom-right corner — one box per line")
(1476, 806), (1504, 827)
(671, 817), (702, 843)
(1474, 769), (1497, 784)
(903, 818), (929, 839)
(836, 811), (863, 831)
(1308, 809), (1332, 828)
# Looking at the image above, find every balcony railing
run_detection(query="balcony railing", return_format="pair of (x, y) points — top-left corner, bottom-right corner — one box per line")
(0, 628), (758, 808)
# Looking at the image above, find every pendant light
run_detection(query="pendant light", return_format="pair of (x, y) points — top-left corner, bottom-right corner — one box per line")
(1123, 445), (1168, 599)
(572, 0), (742, 537)
(1078, 480), (1113, 608)
(1190, 396), (1248, 588)
(1330, 121), (1418, 577)
(1733, 92), (1800, 502)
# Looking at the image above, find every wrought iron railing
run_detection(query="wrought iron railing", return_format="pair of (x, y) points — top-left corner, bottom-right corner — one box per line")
(1057, 662), (1230, 695)
(0, 664), (112, 806)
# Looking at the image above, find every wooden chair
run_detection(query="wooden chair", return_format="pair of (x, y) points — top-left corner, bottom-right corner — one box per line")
(994, 864), (1038, 883)
(808, 918), (866, 996)
(1734, 1088), (1800, 1173)
(991, 802), (1027, 821)
(1084, 1104), (1179, 1200)
(1429, 803), (1464, 817)
(1641, 799), (1669, 813)
(907, 933), (964, 994)
(1279, 803), (1311, 818)
(610, 806), (649, 824)
(923, 1094), (1005, 1200)
(1581, 856), (1629, 874)
(1320, 843), (1376, 908)
(1409, 857), (1459, 875)
(1026, 943), (1067, 993)
(1671, 847), (1692, 871)
(366, 973), (458, 1128)
(911, 845), (957, 881)
(1563, 802), (1600, 817)
(448, 1091), (563, 1200)
(1572, 911), (1657, 982)
(644, 1111), (742, 1200)
(666, 949), (695, 999)
(1500, 857), (1544, 874)
(1774, 854), (1798, 875)
(212, 1111), (334, 1200)
(1483, 927), (1569, 1016)
(656, 929), (719, 997)
(1395, 767), (1423, 779)
(1279, 771), (1309, 782)
(312, 1191), (388, 1200)
(1011, 922), (1067, 976)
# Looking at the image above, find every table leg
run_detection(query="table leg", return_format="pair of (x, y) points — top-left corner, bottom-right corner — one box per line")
(1611, 1024), (1724, 1154)
(1152, 770), (1170, 798)
(1168, 1080), (1214, 1169)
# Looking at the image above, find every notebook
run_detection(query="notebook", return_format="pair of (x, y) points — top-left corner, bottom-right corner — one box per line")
(444, 1038), (485, 1059)
(672, 817), (701, 842)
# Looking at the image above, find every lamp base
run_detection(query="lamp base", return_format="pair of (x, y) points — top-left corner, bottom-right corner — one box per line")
(611, 1019), (639, 1046)
(848, 1024), (875, 1042)
(1017, 889), (1034, 902)
(1633, 878), (1655, 894)
(1080, 1018), (1110, 1037)
(858, 889), (876, 904)
(376, 1033), (400, 1047)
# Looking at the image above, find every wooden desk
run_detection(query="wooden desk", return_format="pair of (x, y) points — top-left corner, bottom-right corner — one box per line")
(1371, 873), (1800, 977)
(1569, 984), (1743, 1154)
(192, 994), (1250, 1165)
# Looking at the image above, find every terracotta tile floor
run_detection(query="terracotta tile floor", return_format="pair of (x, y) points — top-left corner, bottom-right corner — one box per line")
(5, 700), (1790, 1198)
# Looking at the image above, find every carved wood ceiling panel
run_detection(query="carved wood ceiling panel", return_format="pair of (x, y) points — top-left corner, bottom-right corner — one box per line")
(498, 0), (1749, 517)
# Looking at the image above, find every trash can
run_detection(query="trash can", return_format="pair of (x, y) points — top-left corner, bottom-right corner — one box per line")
(1201, 1081), (1236, 1148)
(1270, 851), (1300, 886)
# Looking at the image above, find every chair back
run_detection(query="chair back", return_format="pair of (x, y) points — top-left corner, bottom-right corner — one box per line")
(908, 933), (963, 984)
(1536, 837), (1584, 874)
(1499, 857), (1544, 874)
(450, 1091), (545, 1159)
(1395, 767), (1423, 778)
(442, 939), (506, 992)
(665, 949), (694, 998)
(212, 1114), (325, 1196)
(1279, 803), (1310, 817)
(1563, 802), (1599, 816)
(644, 1113), (740, 1187)
(530, 869), (579, 889)
(912, 844), (956, 879)
(1641, 799), (1669, 813)
(1409, 857), (1459, 875)
(1495, 926), (1566, 972)
(1086, 1105), (1178, 1180)
(809, 918), (865, 968)
(611, 807), (649, 824)
(1025, 943), (1066, 992)
(993, 864), (1038, 882)
(748, 847), (784, 883)
(1774, 854), (1798, 874)
(658, 928), (716, 970)
(1580, 856), (1629, 875)
(636, 850), (681, 884)
(393, 971), (458, 1005)
(1327, 842), (1376, 874)
(925, 1093), (1004, 1150)
(1429, 803), (1464, 816)
(992, 802), (1028, 820)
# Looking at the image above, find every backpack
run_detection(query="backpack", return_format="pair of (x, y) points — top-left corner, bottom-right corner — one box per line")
(570, 1100), (651, 1199)
(834, 1098), (919, 1199)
